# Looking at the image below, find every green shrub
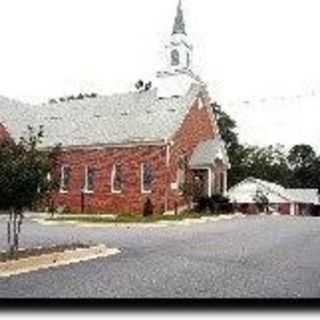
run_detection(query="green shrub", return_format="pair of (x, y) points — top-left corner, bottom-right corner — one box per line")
(195, 194), (232, 215)
(143, 198), (154, 217)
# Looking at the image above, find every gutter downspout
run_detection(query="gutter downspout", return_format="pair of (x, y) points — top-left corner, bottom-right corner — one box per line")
(208, 167), (213, 198)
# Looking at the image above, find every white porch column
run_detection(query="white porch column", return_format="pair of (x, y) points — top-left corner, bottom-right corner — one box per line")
(290, 203), (295, 216)
(223, 171), (228, 196)
(208, 168), (213, 197)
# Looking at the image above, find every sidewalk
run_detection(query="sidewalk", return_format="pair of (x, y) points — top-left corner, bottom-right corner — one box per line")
(0, 212), (48, 221)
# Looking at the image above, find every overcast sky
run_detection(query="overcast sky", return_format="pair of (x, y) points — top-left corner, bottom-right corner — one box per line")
(0, 0), (319, 151)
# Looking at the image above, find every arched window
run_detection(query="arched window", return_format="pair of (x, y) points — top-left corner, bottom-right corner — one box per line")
(60, 166), (71, 193)
(171, 49), (180, 66)
(141, 162), (153, 193)
(177, 155), (188, 192)
(83, 166), (95, 193)
(111, 163), (123, 193)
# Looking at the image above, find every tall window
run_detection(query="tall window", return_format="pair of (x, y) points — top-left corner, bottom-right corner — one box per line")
(171, 49), (180, 66)
(83, 166), (95, 193)
(60, 166), (71, 193)
(141, 162), (153, 193)
(111, 163), (123, 193)
(177, 155), (188, 192)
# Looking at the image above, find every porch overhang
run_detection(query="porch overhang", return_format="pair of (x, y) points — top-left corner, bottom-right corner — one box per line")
(189, 136), (231, 170)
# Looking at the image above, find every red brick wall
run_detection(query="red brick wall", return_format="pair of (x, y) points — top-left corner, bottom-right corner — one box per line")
(54, 145), (168, 214)
(167, 97), (217, 209)
(53, 96), (218, 215)
(279, 203), (290, 215)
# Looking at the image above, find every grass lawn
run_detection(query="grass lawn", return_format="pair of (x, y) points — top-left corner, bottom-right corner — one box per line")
(46, 212), (202, 224)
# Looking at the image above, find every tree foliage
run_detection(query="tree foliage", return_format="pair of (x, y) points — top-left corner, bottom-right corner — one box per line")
(0, 126), (61, 212)
(288, 145), (320, 189)
(0, 126), (61, 254)
(212, 102), (320, 191)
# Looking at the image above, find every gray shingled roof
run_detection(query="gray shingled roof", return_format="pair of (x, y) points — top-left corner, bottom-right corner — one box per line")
(190, 136), (230, 168)
(228, 177), (319, 204)
(286, 189), (319, 204)
(0, 83), (203, 148)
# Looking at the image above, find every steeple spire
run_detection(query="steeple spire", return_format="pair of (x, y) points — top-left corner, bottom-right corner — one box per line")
(172, 0), (186, 35)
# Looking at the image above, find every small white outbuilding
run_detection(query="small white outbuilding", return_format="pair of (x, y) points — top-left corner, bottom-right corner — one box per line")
(228, 177), (319, 215)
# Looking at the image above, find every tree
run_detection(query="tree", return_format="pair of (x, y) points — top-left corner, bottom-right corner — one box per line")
(254, 189), (270, 213)
(288, 145), (317, 188)
(288, 145), (316, 169)
(244, 145), (290, 187)
(211, 102), (238, 149)
(211, 102), (243, 187)
(135, 80), (153, 92)
(311, 157), (320, 191)
(211, 103), (291, 188)
(212, 104), (320, 192)
(135, 80), (144, 91)
(0, 126), (61, 254)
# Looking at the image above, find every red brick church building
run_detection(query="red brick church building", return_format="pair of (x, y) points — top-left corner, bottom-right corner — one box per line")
(0, 1), (230, 215)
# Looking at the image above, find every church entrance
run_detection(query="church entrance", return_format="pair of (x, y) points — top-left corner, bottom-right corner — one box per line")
(192, 169), (209, 201)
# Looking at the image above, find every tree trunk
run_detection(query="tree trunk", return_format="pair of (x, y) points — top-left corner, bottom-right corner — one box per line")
(13, 213), (17, 252)
(7, 209), (23, 256)
(7, 212), (12, 252)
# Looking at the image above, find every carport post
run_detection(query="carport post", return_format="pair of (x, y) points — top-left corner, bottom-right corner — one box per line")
(208, 168), (212, 197)
(290, 203), (295, 216)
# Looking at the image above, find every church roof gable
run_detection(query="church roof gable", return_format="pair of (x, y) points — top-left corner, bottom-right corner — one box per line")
(190, 136), (230, 168)
(0, 83), (202, 149)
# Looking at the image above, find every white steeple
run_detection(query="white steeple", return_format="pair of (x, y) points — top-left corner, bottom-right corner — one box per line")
(165, 0), (193, 74)
(172, 0), (187, 36)
(155, 0), (202, 97)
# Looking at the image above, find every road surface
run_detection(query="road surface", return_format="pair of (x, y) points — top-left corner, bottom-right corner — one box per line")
(0, 215), (320, 298)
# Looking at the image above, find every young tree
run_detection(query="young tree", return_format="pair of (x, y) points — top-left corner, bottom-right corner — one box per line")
(0, 126), (61, 254)
(253, 189), (270, 214)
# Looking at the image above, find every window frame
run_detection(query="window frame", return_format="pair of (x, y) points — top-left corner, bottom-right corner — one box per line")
(141, 162), (153, 194)
(60, 165), (70, 194)
(83, 165), (95, 194)
(111, 163), (123, 194)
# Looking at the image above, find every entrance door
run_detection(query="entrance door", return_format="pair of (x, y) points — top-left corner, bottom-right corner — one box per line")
(192, 170), (208, 200)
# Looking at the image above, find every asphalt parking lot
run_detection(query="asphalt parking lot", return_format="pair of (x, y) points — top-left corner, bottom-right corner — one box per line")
(0, 215), (320, 298)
